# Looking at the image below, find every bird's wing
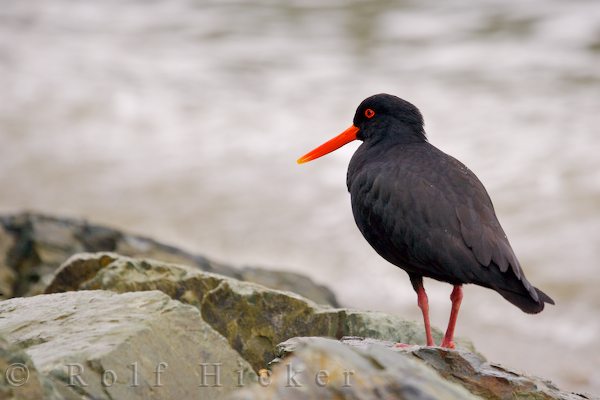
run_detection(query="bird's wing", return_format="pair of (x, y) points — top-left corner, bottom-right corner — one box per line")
(352, 147), (531, 293)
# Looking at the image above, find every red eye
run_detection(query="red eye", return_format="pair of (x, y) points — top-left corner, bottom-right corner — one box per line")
(365, 108), (375, 118)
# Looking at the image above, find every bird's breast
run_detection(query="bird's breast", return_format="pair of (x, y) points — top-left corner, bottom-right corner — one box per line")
(346, 145), (421, 269)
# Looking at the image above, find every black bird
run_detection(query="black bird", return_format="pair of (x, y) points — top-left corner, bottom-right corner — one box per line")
(298, 93), (554, 348)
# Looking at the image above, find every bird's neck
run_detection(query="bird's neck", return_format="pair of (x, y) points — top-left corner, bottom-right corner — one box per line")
(365, 123), (427, 147)
(390, 123), (427, 145)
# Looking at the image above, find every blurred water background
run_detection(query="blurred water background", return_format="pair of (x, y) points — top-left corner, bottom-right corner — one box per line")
(1, 0), (599, 394)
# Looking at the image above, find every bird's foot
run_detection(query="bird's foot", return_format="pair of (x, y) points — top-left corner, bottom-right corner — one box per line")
(440, 339), (455, 349)
(393, 342), (413, 349)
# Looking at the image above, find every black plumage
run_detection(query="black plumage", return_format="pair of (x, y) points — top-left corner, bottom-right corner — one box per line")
(299, 93), (554, 347)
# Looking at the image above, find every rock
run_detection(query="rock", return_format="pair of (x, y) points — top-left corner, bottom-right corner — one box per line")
(282, 337), (592, 400)
(0, 212), (338, 306)
(46, 252), (463, 372)
(0, 335), (49, 400)
(2, 217), (591, 399)
(232, 337), (594, 400)
(199, 276), (342, 369)
(238, 266), (339, 307)
(351, 338), (598, 399)
(229, 336), (480, 400)
(0, 290), (256, 399)
(405, 344), (590, 400)
(45, 253), (233, 310)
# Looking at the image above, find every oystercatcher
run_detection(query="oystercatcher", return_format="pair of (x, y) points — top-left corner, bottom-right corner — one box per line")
(298, 93), (554, 348)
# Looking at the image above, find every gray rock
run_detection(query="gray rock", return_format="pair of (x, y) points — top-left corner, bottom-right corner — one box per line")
(0, 290), (256, 399)
(0, 212), (338, 306)
(230, 336), (481, 400)
(261, 337), (594, 400)
(3, 227), (589, 399)
(46, 252), (466, 372)
(1, 214), (590, 399)
(405, 345), (592, 400)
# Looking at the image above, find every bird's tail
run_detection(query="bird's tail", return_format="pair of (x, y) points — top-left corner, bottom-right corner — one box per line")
(496, 286), (555, 314)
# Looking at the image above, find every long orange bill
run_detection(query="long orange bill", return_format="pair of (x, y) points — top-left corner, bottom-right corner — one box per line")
(297, 125), (360, 164)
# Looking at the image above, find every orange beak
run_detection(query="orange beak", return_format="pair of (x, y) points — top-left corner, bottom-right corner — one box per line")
(297, 125), (360, 164)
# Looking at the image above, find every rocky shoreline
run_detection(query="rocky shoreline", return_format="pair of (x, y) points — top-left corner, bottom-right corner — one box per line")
(0, 213), (595, 399)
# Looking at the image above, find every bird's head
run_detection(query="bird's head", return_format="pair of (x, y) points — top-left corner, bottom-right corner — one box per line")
(297, 93), (426, 164)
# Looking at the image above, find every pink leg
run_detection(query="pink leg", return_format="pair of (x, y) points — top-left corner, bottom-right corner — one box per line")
(440, 285), (463, 349)
(416, 284), (435, 347)
(394, 279), (434, 348)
